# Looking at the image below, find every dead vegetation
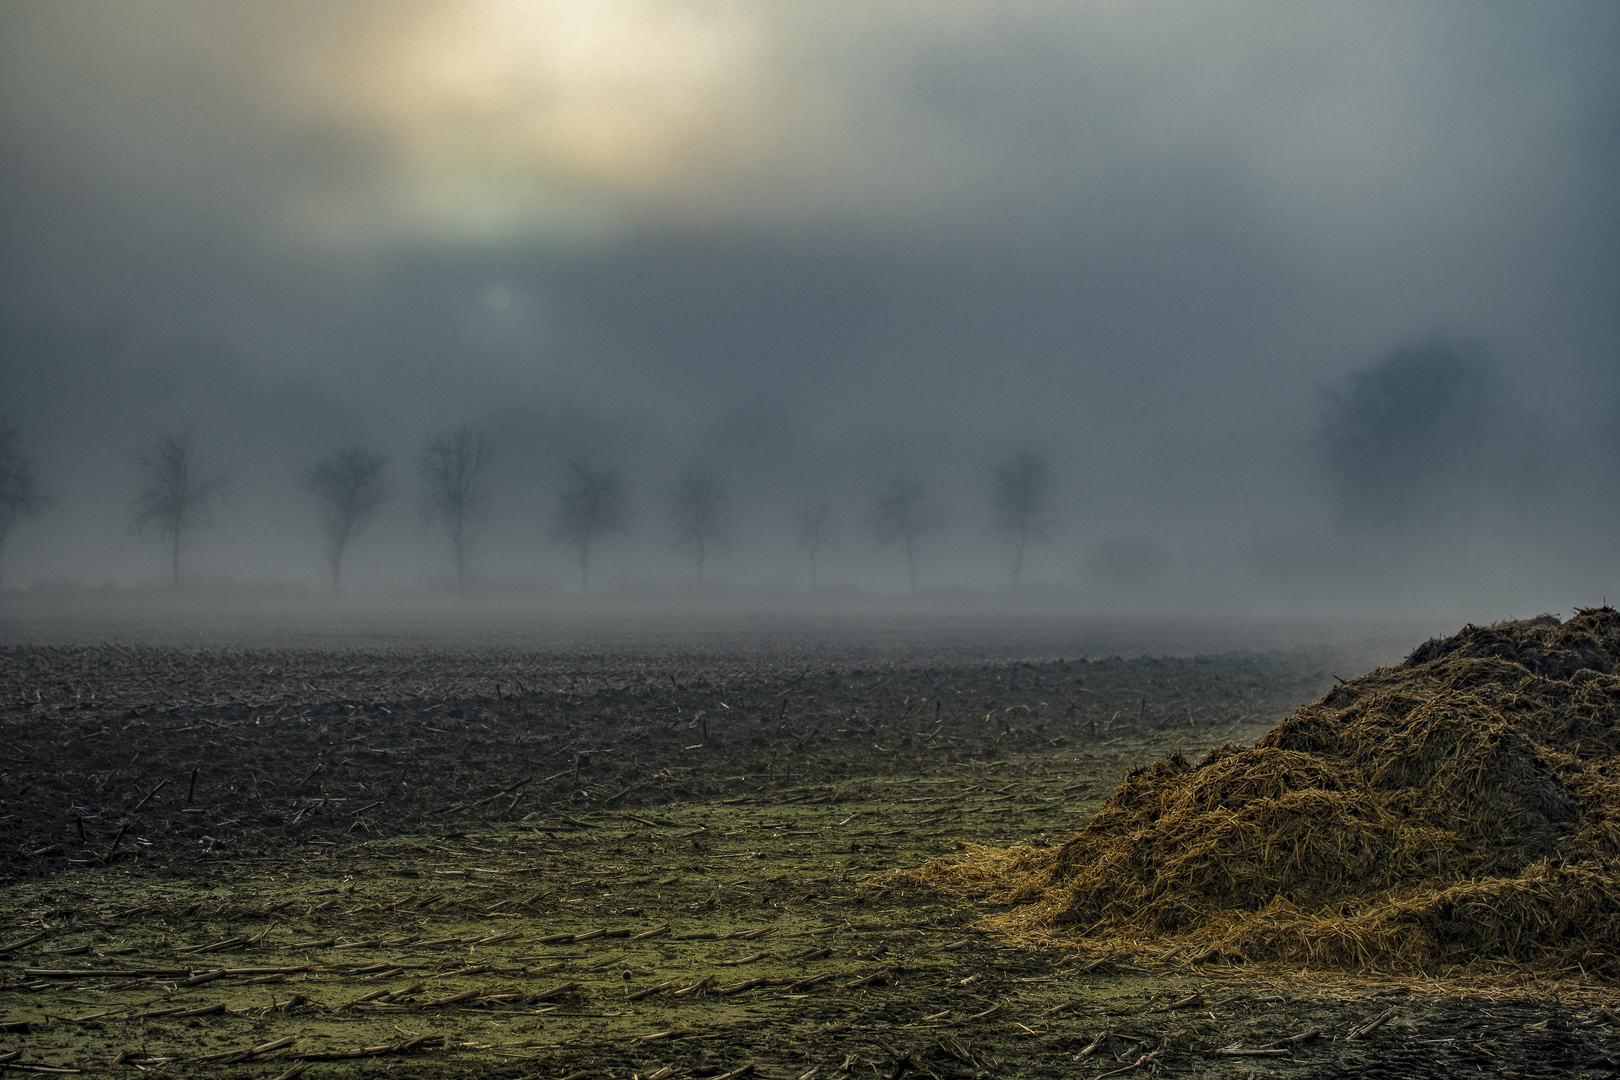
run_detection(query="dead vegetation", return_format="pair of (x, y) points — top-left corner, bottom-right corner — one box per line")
(890, 608), (1620, 984)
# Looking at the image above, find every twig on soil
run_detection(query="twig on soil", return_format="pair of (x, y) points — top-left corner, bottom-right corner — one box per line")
(100, 823), (129, 864)
(718, 977), (770, 996)
(673, 975), (718, 997)
(844, 968), (893, 988)
(131, 778), (169, 812)
(178, 935), (248, 954)
(0, 932), (49, 955)
(1147, 993), (1200, 1013)
(195, 1035), (298, 1064)
(1212, 1044), (1290, 1057)
(292, 1033), (445, 1060)
(716, 950), (769, 966)
(1261, 1027), (1323, 1049)
(1346, 1007), (1398, 1040)
(627, 980), (682, 1001)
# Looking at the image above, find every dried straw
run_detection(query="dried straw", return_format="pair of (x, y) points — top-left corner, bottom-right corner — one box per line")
(880, 607), (1620, 990)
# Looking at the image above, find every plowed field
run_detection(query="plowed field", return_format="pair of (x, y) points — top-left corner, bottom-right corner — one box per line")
(2, 640), (1616, 1078)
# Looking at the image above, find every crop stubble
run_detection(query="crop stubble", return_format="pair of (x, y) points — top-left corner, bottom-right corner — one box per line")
(1, 645), (1615, 1077)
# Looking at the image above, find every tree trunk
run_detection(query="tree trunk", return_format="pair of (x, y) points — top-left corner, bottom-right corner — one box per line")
(330, 523), (349, 592)
(171, 532), (182, 588)
(903, 531), (916, 593)
(453, 522), (467, 590)
(579, 541), (591, 597)
(1012, 529), (1027, 588)
(809, 548), (818, 594)
(696, 536), (706, 590)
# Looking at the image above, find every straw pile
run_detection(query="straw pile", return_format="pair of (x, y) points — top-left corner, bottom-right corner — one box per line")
(890, 608), (1620, 977)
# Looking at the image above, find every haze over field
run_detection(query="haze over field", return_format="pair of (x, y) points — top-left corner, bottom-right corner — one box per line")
(2, 1), (1618, 617)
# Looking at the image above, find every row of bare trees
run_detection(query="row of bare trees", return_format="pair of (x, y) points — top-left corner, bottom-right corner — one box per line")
(850, 451), (1049, 592)
(304, 436), (1052, 595)
(501, 444), (1051, 595)
(0, 418), (1054, 592)
(112, 428), (479, 590)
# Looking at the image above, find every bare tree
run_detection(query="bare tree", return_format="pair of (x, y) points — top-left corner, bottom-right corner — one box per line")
(130, 433), (229, 587)
(669, 465), (729, 589)
(0, 419), (51, 589)
(993, 450), (1051, 587)
(870, 474), (945, 593)
(795, 502), (836, 593)
(304, 446), (391, 591)
(419, 424), (493, 590)
(552, 461), (628, 596)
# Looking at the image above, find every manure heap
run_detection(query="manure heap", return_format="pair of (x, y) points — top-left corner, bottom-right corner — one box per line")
(902, 608), (1620, 977)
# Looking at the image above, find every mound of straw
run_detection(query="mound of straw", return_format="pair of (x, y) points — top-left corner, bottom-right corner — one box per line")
(887, 608), (1620, 978)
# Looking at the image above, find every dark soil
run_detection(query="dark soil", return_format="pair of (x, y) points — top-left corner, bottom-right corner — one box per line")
(0, 646), (1315, 879)
(1, 643), (1616, 1078)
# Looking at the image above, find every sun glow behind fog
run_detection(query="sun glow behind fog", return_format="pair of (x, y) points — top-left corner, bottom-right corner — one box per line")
(7, 2), (1465, 255)
(280, 0), (777, 244)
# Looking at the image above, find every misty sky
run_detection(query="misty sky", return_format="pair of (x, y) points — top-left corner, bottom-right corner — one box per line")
(2, 1), (1618, 610)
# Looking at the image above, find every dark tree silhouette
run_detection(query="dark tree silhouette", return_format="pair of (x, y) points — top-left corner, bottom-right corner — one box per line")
(304, 446), (391, 591)
(419, 424), (492, 590)
(870, 473), (945, 593)
(552, 461), (628, 596)
(669, 465), (729, 589)
(795, 502), (836, 594)
(130, 433), (229, 587)
(0, 419), (51, 589)
(1318, 339), (1517, 529)
(993, 449), (1050, 587)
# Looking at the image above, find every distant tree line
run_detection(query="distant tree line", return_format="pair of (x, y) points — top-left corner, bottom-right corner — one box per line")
(0, 413), (1057, 592)
(0, 335), (1549, 592)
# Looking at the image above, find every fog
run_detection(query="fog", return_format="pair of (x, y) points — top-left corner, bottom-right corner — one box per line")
(3, 1), (1618, 623)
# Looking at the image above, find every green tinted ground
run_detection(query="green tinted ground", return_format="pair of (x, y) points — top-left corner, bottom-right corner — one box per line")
(8, 781), (1610, 1079)
(4, 777), (1127, 1077)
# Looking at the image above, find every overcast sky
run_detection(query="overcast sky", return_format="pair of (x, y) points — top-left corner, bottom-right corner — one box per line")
(2, 1), (1617, 610)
